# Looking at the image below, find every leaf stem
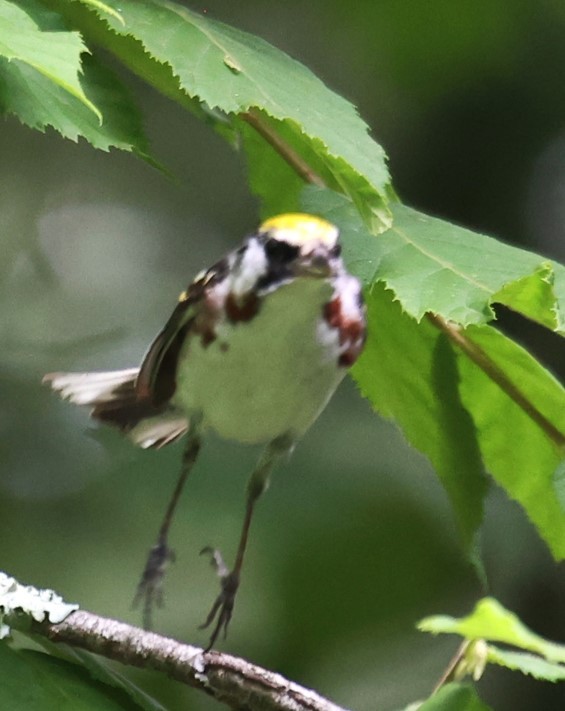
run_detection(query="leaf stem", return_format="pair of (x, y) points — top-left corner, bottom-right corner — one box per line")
(431, 640), (471, 693)
(241, 109), (326, 187)
(428, 313), (565, 450)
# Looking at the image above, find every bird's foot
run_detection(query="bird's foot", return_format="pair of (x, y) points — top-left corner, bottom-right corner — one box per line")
(132, 540), (175, 630)
(199, 546), (240, 651)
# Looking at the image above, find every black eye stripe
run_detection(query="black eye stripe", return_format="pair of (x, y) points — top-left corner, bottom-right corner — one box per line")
(264, 237), (299, 263)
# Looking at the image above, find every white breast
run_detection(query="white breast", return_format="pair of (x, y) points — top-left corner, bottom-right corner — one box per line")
(173, 278), (345, 444)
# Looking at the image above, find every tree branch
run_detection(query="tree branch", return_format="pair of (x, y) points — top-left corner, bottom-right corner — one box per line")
(7, 606), (349, 711)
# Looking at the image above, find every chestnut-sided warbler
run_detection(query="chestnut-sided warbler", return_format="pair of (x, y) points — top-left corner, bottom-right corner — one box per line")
(44, 213), (366, 649)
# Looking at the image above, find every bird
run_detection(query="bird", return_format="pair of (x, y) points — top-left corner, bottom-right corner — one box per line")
(43, 213), (366, 650)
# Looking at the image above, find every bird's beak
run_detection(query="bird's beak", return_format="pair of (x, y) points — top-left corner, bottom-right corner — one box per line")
(293, 247), (333, 278)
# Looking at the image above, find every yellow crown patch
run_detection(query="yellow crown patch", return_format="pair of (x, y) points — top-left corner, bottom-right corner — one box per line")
(260, 213), (339, 247)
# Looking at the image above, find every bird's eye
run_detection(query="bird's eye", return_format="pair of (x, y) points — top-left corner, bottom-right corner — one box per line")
(264, 238), (299, 263)
(330, 244), (342, 258)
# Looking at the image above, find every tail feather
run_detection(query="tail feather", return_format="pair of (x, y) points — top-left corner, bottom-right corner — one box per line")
(43, 368), (188, 449)
(43, 368), (140, 406)
(127, 414), (189, 449)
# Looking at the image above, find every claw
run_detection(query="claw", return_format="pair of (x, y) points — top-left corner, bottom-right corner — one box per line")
(199, 548), (240, 650)
(200, 546), (229, 578)
(132, 541), (175, 630)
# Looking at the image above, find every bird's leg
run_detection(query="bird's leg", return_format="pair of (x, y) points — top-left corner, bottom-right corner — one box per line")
(200, 435), (294, 651)
(133, 433), (201, 629)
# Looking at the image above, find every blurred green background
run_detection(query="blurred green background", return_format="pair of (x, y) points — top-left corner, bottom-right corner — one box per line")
(2, 1), (565, 709)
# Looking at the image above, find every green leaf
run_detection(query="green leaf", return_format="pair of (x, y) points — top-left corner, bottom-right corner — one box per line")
(238, 118), (304, 218)
(61, 0), (391, 230)
(0, 1), (149, 153)
(0, 0), (99, 118)
(302, 188), (565, 331)
(493, 262), (559, 330)
(456, 326), (565, 559)
(402, 683), (492, 711)
(78, 0), (125, 25)
(0, 52), (149, 153)
(45, 645), (167, 711)
(378, 205), (565, 329)
(0, 644), (142, 710)
(420, 597), (565, 664)
(350, 282), (488, 553)
(488, 646), (565, 682)
(303, 187), (565, 560)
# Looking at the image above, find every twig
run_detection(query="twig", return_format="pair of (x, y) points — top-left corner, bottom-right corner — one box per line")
(428, 313), (565, 450)
(240, 109), (326, 187)
(431, 640), (470, 693)
(431, 638), (489, 695)
(8, 607), (349, 711)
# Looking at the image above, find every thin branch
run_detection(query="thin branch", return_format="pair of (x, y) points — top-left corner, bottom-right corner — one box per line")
(428, 313), (565, 450)
(240, 109), (326, 187)
(7, 607), (349, 711)
(431, 640), (470, 693)
(431, 639), (488, 694)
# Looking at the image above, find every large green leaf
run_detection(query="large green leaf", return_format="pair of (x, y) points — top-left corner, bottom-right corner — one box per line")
(351, 283), (488, 553)
(379, 207), (564, 330)
(456, 326), (565, 558)
(303, 187), (565, 559)
(0, 0), (148, 153)
(0, 53), (149, 153)
(302, 188), (565, 332)
(52, 0), (391, 230)
(0, 0), (99, 117)
(0, 644), (142, 710)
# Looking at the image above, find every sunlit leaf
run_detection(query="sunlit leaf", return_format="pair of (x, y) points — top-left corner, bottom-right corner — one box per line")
(488, 646), (565, 682)
(420, 597), (565, 663)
